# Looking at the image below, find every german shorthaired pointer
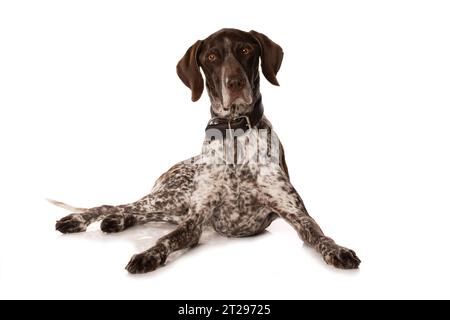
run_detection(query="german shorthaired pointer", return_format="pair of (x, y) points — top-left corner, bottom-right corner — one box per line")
(53, 28), (361, 273)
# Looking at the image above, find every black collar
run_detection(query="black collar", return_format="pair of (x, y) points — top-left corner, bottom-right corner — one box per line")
(205, 97), (264, 139)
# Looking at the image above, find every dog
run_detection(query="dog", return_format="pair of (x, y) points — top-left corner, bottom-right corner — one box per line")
(52, 28), (361, 273)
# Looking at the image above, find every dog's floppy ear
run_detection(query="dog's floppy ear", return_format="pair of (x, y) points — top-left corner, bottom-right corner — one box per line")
(249, 30), (283, 86)
(176, 40), (204, 102)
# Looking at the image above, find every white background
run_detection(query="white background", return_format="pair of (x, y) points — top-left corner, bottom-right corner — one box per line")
(1, 0), (449, 299)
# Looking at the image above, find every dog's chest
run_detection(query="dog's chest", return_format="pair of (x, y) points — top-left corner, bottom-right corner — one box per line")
(209, 164), (270, 236)
(197, 130), (277, 236)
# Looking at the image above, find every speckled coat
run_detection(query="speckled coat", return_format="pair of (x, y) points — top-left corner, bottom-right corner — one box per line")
(53, 28), (360, 273)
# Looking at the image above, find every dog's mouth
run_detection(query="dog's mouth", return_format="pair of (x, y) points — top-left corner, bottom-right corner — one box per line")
(222, 91), (253, 111)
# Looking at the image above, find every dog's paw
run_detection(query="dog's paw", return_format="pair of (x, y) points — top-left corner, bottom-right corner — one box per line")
(55, 214), (87, 233)
(125, 245), (168, 274)
(100, 213), (137, 233)
(100, 214), (125, 233)
(323, 246), (361, 269)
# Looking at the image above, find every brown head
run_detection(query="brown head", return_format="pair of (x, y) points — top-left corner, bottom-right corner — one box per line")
(176, 28), (283, 118)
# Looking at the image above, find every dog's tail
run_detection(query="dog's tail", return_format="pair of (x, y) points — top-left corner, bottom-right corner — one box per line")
(46, 198), (88, 213)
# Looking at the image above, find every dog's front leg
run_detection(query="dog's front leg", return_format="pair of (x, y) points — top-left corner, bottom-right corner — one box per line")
(125, 212), (203, 274)
(125, 163), (220, 274)
(261, 170), (361, 269)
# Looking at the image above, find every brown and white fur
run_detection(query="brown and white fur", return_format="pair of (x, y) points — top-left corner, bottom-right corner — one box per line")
(53, 28), (360, 273)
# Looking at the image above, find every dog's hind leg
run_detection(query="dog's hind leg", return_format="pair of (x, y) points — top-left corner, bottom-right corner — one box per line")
(54, 161), (196, 233)
(98, 189), (190, 233)
(53, 195), (187, 234)
(53, 202), (122, 233)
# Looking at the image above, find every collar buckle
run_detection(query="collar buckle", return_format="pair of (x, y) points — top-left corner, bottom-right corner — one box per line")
(231, 115), (252, 130)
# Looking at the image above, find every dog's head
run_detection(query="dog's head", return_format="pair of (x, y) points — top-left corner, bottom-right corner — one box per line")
(177, 28), (283, 117)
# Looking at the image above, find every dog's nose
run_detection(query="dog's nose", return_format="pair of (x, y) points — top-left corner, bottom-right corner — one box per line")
(226, 76), (245, 92)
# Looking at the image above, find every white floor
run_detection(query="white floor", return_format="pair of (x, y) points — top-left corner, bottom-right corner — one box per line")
(1, 191), (449, 299)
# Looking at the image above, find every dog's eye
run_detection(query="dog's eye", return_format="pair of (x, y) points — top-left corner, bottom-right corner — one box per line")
(241, 48), (251, 55)
(207, 53), (217, 62)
